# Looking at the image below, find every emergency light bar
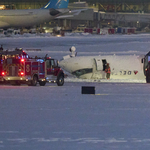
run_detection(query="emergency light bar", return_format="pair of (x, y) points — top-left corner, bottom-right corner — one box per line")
(20, 71), (24, 76)
(21, 59), (25, 62)
(1, 71), (5, 76)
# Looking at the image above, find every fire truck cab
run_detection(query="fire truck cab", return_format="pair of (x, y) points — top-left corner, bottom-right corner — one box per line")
(0, 49), (64, 86)
(44, 57), (64, 86)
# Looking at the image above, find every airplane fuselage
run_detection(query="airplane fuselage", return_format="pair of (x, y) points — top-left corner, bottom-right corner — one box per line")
(59, 55), (146, 80)
(0, 9), (54, 28)
(0, 8), (70, 28)
(0, 0), (70, 28)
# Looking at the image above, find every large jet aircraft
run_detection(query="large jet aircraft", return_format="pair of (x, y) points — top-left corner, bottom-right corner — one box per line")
(0, 0), (75, 28)
(59, 47), (150, 81)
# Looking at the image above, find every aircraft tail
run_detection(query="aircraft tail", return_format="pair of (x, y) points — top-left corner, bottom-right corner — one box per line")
(42, 0), (69, 9)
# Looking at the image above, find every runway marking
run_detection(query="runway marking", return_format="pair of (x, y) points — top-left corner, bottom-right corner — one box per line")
(45, 86), (57, 87)
(94, 94), (108, 95)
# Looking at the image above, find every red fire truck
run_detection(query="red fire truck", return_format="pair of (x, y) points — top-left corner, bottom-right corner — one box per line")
(0, 49), (64, 86)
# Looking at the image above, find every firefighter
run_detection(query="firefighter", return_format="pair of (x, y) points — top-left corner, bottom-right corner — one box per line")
(105, 63), (111, 79)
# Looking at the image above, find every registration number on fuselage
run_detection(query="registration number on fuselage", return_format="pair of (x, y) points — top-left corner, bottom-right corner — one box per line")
(111, 70), (137, 76)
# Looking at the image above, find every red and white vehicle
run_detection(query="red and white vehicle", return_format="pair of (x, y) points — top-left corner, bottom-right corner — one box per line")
(0, 50), (64, 86)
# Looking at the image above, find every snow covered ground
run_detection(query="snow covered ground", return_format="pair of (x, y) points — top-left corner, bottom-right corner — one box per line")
(1, 34), (150, 150)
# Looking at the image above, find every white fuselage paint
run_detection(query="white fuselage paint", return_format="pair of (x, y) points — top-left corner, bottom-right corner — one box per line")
(0, 9), (67, 28)
(59, 55), (145, 80)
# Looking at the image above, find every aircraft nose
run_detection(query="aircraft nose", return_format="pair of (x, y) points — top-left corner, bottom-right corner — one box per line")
(59, 59), (70, 72)
(59, 58), (76, 74)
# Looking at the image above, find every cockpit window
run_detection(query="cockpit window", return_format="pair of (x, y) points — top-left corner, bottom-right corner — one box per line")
(72, 68), (93, 77)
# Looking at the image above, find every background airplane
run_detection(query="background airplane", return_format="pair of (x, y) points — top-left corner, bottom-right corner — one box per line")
(0, 0), (72, 28)
(59, 47), (146, 81)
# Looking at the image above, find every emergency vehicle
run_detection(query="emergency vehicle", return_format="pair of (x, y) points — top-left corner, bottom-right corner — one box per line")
(143, 51), (150, 83)
(0, 49), (64, 86)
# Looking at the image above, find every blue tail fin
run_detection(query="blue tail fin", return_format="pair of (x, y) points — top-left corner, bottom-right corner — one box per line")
(43, 0), (69, 9)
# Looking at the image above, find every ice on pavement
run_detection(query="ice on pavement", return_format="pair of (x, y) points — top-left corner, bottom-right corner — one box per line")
(0, 34), (150, 150)
(1, 82), (150, 150)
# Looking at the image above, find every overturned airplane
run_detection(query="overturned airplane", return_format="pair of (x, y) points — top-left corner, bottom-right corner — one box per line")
(59, 47), (150, 82)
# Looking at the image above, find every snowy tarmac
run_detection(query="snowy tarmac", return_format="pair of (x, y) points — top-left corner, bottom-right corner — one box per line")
(0, 34), (150, 149)
(1, 82), (150, 150)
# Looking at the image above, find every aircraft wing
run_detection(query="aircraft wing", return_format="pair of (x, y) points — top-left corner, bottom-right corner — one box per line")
(55, 9), (87, 19)
(69, 9), (87, 15)
(56, 15), (74, 19)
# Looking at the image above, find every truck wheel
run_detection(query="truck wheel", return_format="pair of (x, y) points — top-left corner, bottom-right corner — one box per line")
(28, 75), (38, 86)
(39, 81), (46, 86)
(57, 75), (64, 86)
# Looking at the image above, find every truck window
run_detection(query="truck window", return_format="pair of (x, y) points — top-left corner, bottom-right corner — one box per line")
(143, 52), (150, 76)
(50, 59), (55, 67)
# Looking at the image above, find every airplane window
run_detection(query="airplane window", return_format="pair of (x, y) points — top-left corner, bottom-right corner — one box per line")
(72, 68), (93, 77)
